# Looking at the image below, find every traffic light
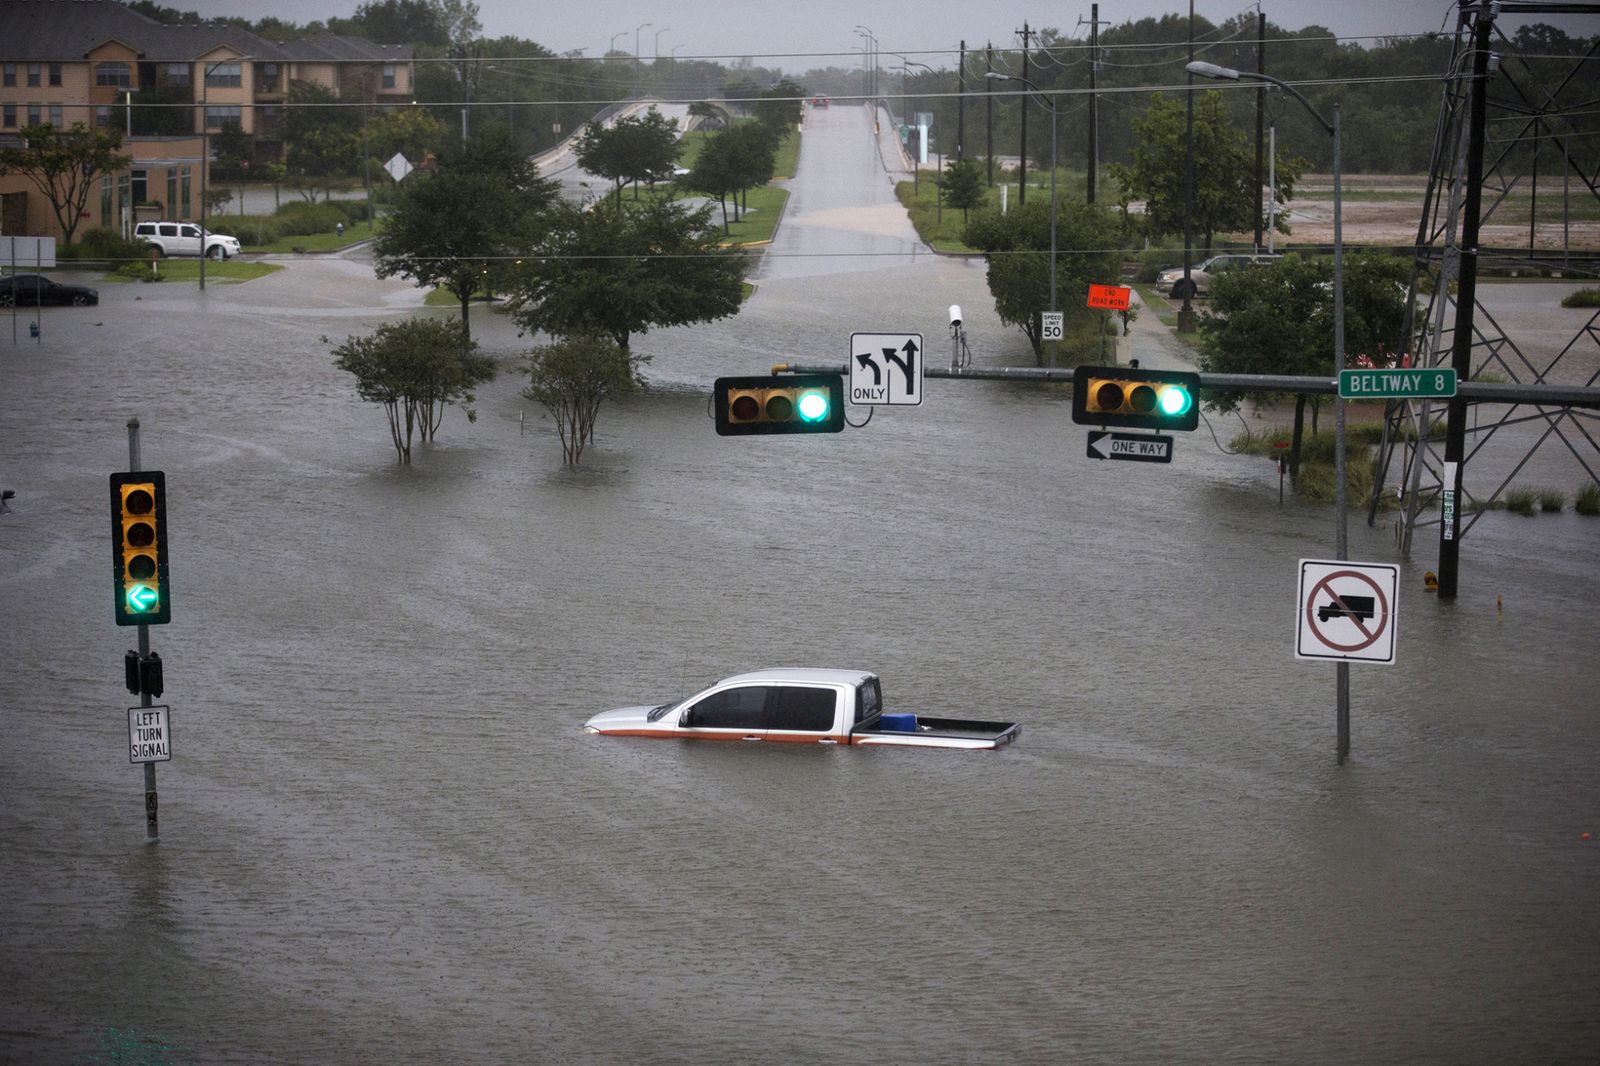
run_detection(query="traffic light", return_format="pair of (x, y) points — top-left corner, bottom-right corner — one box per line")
(110, 470), (170, 626)
(1071, 364), (1200, 432)
(714, 374), (844, 435)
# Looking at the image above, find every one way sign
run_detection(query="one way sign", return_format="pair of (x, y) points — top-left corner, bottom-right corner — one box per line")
(849, 332), (923, 406)
(1086, 431), (1173, 463)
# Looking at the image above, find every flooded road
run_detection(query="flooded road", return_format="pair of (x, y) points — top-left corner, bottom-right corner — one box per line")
(2, 104), (1597, 1065)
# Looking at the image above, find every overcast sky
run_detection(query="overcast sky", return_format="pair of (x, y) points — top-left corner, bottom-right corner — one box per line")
(171, 0), (1590, 70)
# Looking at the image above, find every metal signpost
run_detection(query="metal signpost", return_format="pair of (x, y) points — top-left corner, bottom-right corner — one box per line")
(849, 332), (924, 406)
(1295, 559), (1399, 759)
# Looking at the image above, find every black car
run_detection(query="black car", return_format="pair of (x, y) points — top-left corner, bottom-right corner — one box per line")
(0, 273), (99, 308)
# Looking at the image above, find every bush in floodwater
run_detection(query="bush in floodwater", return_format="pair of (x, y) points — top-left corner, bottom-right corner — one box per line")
(1504, 487), (1538, 516)
(1559, 288), (1600, 308)
(1576, 483), (1600, 516)
(1537, 488), (1566, 513)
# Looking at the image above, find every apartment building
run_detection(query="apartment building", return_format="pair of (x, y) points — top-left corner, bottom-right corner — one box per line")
(0, 0), (413, 241)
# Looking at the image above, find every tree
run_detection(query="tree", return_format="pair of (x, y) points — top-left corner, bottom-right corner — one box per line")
(0, 125), (131, 245)
(574, 107), (682, 207)
(1109, 90), (1304, 251)
(752, 79), (806, 137)
(963, 200), (1124, 364)
(352, 0), (448, 45)
(329, 318), (496, 464)
(373, 128), (559, 342)
(940, 157), (986, 224)
(366, 108), (449, 169)
(1197, 252), (1410, 471)
(509, 197), (745, 354)
(282, 81), (361, 201)
(522, 333), (645, 465)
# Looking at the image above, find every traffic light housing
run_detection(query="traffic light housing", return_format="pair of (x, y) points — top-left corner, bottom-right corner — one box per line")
(110, 470), (170, 626)
(1072, 364), (1200, 432)
(714, 374), (844, 435)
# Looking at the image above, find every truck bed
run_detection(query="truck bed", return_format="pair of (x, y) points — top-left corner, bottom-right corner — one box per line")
(849, 715), (1020, 750)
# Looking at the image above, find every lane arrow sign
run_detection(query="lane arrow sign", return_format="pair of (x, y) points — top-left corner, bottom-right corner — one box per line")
(883, 339), (918, 395)
(1086, 431), (1174, 463)
(854, 351), (882, 385)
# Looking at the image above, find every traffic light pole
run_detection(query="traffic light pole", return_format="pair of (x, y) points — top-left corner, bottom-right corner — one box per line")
(127, 418), (159, 843)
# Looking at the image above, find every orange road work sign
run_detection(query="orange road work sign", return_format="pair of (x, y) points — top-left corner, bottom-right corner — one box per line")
(1087, 284), (1132, 311)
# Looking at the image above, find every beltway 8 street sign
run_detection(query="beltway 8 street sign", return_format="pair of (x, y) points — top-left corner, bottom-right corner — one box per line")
(850, 333), (923, 405)
(1294, 559), (1399, 664)
(1339, 367), (1457, 400)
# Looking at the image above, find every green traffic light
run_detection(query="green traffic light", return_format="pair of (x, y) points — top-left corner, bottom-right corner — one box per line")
(797, 390), (829, 422)
(127, 585), (159, 612)
(1160, 386), (1192, 416)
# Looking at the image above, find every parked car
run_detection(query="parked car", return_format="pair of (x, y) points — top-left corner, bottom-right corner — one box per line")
(133, 221), (241, 260)
(0, 273), (99, 307)
(1155, 253), (1281, 297)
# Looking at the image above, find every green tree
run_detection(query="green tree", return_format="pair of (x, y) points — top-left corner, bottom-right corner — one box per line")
(574, 106), (682, 207)
(373, 128), (559, 342)
(0, 124), (132, 245)
(366, 108), (449, 169)
(940, 157), (986, 224)
(282, 81), (361, 201)
(1109, 90), (1304, 251)
(509, 197), (745, 354)
(752, 79), (806, 137)
(522, 333), (645, 465)
(351, 0), (448, 45)
(1198, 252), (1410, 469)
(329, 318), (496, 464)
(963, 200), (1124, 364)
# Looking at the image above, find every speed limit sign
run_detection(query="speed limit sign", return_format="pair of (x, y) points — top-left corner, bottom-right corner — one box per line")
(1041, 311), (1064, 341)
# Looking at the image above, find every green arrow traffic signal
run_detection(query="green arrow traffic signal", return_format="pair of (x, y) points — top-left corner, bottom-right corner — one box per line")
(127, 585), (159, 612)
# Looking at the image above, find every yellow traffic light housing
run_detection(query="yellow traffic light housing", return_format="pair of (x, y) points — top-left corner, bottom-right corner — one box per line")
(110, 470), (170, 625)
(714, 374), (844, 435)
(1072, 365), (1200, 432)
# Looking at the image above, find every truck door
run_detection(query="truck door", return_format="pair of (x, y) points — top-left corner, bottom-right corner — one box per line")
(677, 684), (774, 741)
(766, 685), (841, 743)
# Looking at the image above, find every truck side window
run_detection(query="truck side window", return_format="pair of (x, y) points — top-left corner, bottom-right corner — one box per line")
(856, 678), (881, 723)
(684, 686), (771, 730)
(771, 686), (835, 732)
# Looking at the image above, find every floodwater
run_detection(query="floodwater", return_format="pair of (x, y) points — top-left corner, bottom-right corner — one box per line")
(2, 104), (1598, 1065)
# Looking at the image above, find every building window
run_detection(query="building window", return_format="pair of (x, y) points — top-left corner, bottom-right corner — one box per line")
(49, 63), (62, 86)
(3, 63), (15, 87)
(96, 62), (132, 88)
(27, 104), (42, 126)
(180, 167), (191, 218)
(131, 170), (147, 204)
(382, 64), (396, 89)
(102, 176), (113, 228)
(205, 62), (241, 88)
(167, 171), (178, 214)
(49, 104), (62, 127)
(27, 63), (41, 87)
(204, 105), (242, 129)
(2, 104), (14, 128)
(257, 62), (279, 87)
(165, 63), (191, 87)
(95, 106), (113, 128)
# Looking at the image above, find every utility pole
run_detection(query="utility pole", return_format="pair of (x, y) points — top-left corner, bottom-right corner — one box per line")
(1179, 1), (1196, 331)
(958, 40), (966, 161)
(1254, 11), (1266, 251)
(1017, 22), (1031, 204)
(985, 43), (995, 185)
(1084, 5), (1104, 204)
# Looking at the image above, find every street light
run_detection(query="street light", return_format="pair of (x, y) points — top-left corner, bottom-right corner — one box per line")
(855, 26), (876, 102)
(1188, 59), (1349, 755)
(199, 54), (248, 292)
(989, 72), (1059, 359)
(609, 31), (626, 56)
(654, 28), (670, 59)
(895, 56), (938, 190)
(635, 22), (652, 59)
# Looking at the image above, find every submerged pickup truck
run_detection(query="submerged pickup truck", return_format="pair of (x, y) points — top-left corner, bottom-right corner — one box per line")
(583, 668), (1020, 750)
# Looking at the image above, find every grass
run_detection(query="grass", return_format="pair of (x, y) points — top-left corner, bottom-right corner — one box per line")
(705, 184), (789, 246)
(1560, 288), (1600, 308)
(1576, 483), (1600, 516)
(1537, 488), (1567, 512)
(243, 227), (374, 254)
(1505, 487), (1539, 516)
(1230, 422), (1390, 506)
(894, 178), (985, 252)
(99, 260), (282, 284)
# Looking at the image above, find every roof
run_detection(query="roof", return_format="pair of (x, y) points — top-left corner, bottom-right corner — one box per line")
(715, 668), (877, 687)
(0, 1), (413, 64)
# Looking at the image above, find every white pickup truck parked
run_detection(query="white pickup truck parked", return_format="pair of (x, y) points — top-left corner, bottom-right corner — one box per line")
(584, 668), (1021, 750)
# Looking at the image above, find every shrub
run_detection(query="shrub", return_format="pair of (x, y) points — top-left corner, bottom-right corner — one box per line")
(1560, 287), (1600, 309)
(1536, 488), (1566, 512)
(1504, 487), (1537, 516)
(113, 262), (163, 282)
(1575, 483), (1600, 516)
(58, 227), (148, 267)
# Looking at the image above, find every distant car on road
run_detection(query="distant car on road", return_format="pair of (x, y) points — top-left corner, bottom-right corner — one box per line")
(134, 221), (241, 260)
(812, 95), (830, 108)
(0, 273), (99, 307)
(1156, 253), (1280, 297)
